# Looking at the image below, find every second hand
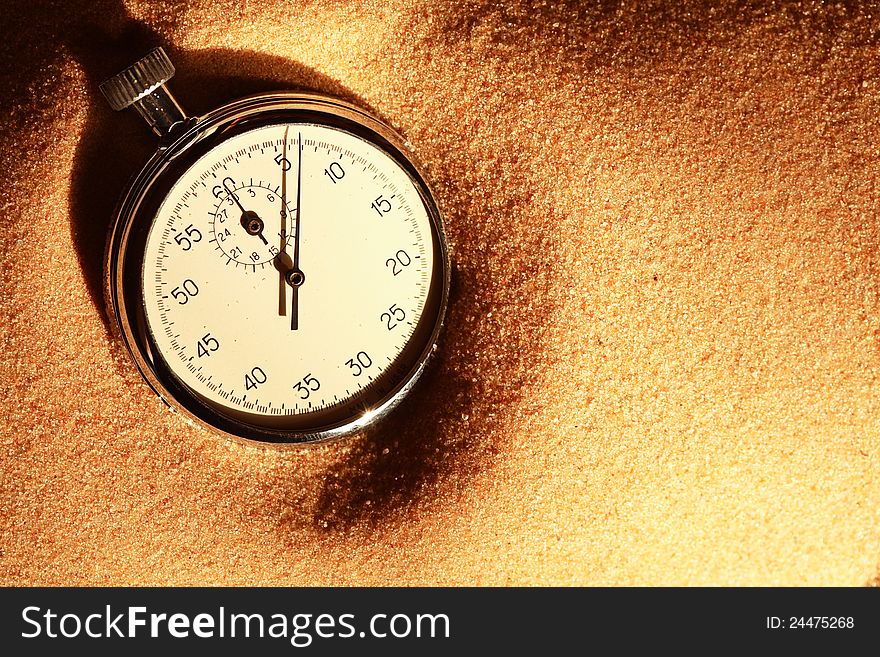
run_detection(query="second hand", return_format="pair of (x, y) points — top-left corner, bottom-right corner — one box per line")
(289, 131), (305, 331)
(278, 127), (290, 316)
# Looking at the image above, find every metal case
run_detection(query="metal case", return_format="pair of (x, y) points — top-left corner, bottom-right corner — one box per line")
(104, 93), (451, 444)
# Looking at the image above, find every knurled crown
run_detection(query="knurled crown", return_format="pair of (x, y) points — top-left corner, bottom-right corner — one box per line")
(99, 47), (175, 111)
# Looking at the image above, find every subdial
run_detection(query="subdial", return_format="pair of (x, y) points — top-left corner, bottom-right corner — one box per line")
(210, 181), (295, 268)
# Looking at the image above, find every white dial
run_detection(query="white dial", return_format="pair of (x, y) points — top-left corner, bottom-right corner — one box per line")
(140, 123), (437, 432)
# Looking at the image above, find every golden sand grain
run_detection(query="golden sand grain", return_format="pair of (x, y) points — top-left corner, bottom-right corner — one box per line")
(1, 0), (878, 585)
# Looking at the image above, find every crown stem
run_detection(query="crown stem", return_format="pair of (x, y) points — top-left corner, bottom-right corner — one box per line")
(131, 84), (186, 137)
(99, 47), (188, 138)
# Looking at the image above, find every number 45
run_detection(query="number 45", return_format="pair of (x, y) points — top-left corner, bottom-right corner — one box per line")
(196, 333), (220, 358)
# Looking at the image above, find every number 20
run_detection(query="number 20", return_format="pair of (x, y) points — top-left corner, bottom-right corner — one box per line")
(385, 249), (411, 276)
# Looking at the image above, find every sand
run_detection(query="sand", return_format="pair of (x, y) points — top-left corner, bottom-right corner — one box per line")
(1, 0), (878, 585)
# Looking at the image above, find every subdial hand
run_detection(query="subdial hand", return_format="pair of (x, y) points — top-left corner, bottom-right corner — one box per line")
(222, 176), (268, 245)
(241, 210), (268, 245)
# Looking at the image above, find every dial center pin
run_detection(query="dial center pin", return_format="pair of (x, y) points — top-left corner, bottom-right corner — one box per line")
(240, 210), (266, 241)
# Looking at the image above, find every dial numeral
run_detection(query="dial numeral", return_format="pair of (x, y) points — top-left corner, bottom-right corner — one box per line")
(212, 180), (234, 199)
(196, 333), (220, 358)
(293, 373), (321, 399)
(346, 351), (373, 377)
(171, 279), (199, 304)
(174, 224), (203, 251)
(371, 195), (392, 217)
(386, 249), (412, 276)
(381, 304), (406, 331)
(245, 366), (267, 390)
(274, 153), (292, 170)
(323, 162), (345, 183)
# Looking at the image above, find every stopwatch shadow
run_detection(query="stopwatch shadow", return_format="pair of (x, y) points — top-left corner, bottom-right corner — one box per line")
(310, 199), (560, 532)
(311, 276), (479, 532)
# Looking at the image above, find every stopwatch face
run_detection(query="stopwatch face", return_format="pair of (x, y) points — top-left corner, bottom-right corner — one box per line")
(108, 97), (448, 443)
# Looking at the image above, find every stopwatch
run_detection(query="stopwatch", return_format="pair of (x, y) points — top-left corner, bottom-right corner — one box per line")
(99, 48), (450, 444)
